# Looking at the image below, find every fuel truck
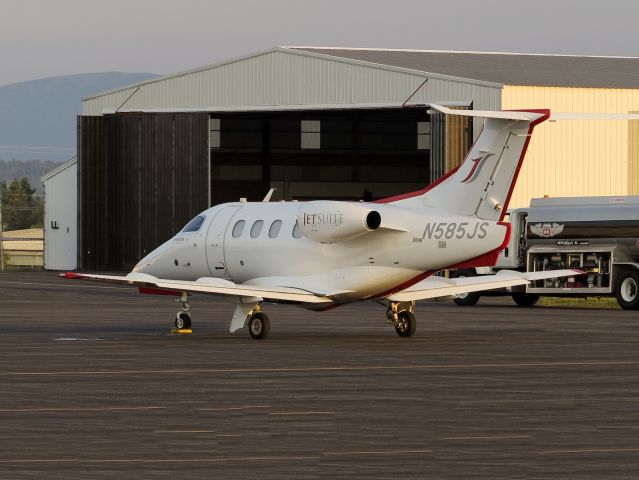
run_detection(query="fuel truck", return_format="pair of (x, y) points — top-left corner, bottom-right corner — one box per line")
(452, 196), (639, 310)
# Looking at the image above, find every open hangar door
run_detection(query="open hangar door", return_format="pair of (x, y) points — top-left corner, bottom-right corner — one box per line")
(208, 107), (472, 204)
(77, 106), (471, 271)
(78, 113), (209, 271)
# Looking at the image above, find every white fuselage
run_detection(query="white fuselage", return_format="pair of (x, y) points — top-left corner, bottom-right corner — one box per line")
(133, 201), (508, 304)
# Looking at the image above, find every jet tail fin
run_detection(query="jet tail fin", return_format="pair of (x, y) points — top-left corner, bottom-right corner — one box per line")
(381, 105), (549, 221)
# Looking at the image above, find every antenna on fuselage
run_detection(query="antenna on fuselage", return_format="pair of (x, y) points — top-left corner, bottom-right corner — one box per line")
(262, 188), (277, 202)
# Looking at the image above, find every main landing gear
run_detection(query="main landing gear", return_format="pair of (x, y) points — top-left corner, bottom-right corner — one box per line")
(386, 301), (417, 337)
(239, 303), (271, 340)
(247, 311), (271, 340)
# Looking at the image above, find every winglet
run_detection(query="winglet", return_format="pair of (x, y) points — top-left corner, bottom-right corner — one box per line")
(61, 272), (83, 279)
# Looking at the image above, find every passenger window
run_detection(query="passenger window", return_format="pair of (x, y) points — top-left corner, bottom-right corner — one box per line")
(269, 220), (282, 238)
(182, 215), (205, 233)
(292, 222), (302, 239)
(250, 220), (264, 238)
(232, 220), (245, 238)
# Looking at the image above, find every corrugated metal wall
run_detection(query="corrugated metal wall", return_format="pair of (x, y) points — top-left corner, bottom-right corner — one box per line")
(629, 120), (639, 195)
(429, 114), (445, 181)
(503, 86), (639, 208)
(78, 113), (209, 271)
(428, 113), (473, 182)
(82, 49), (501, 121)
(444, 113), (473, 173)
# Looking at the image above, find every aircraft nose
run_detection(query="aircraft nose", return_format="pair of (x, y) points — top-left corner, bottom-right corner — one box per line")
(131, 240), (174, 273)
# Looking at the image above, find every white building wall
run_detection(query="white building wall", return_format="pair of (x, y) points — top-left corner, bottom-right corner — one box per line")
(43, 160), (77, 270)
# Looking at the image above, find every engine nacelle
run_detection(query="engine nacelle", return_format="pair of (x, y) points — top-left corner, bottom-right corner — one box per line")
(297, 201), (381, 243)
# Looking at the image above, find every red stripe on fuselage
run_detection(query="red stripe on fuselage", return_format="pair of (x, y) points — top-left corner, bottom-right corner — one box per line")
(375, 121), (486, 205)
(374, 165), (461, 204)
(446, 221), (511, 270)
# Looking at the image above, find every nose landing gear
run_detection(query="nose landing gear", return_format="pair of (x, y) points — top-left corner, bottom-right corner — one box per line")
(174, 292), (192, 330)
(175, 311), (191, 329)
(386, 301), (417, 337)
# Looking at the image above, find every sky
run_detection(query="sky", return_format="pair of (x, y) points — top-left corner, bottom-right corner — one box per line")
(2, 0), (639, 87)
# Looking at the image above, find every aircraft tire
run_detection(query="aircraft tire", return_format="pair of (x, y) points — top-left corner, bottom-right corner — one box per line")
(452, 269), (480, 306)
(615, 268), (639, 310)
(175, 311), (192, 329)
(248, 312), (270, 340)
(395, 311), (416, 338)
(512, 292), (540, 307)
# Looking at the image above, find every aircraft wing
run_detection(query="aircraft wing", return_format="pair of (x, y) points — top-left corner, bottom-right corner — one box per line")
(62, 272), (333, 304)
(386, 269), (582, 302)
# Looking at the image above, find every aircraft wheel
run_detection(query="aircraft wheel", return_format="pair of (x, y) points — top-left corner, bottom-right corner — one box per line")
(512, 292), (540, 307)
(175, 311), (192, 329)
(616, 268), (639, 310)
(395, 311), (416, 338)
(248, 312), (270, 340)
(452, 269), (480, 306)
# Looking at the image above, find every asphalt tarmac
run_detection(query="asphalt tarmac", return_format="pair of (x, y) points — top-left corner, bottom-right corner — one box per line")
(1, 271), (639, 479)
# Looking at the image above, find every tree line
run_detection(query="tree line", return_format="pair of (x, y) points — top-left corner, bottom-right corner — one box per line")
(1, 177), (44, 231)
(0, 159), (62, 193)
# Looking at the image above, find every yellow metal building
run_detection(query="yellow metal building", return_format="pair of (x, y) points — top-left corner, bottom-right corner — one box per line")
(503, 86), (639, 207)
(1, 228), (43, 269)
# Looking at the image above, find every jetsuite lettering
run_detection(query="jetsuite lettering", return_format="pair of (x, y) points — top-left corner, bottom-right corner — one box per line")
(303, 212), (345, 226)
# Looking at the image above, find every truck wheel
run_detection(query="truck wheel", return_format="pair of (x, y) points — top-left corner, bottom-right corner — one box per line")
(452, 269), (480, 306)
(512, 292), (540, 307)
(615, 268), (639, 310)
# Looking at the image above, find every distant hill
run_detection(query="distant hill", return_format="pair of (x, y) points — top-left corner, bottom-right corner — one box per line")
(0, 159), (65, 193)
(0, 72), (158, 161)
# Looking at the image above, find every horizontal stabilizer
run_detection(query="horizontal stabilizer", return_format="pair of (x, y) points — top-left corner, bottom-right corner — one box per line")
(430, 104), (546, 121)
(387, 269), (582, 302)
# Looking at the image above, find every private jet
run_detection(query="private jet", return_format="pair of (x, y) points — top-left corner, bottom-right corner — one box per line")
(65, 105), (580, 339)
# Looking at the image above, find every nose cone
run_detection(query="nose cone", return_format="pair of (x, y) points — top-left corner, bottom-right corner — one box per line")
(131, 234), (210, 280)
(132, 239), (175, 275)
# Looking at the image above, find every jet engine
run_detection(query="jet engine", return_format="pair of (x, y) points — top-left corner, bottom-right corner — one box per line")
(297, 201), (381, 243)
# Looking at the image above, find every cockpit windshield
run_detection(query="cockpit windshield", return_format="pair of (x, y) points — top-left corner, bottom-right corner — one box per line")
(182, 215), (205, 233)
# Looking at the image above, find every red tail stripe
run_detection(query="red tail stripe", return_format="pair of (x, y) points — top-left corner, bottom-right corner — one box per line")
(459, 157), (483, 183)
(447, 221), (512, 269)
(498, 109), (550, 221)
(374, 165), (461, 204)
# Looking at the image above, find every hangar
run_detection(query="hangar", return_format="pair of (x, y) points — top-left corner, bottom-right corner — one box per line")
(74, 47), (639, 271)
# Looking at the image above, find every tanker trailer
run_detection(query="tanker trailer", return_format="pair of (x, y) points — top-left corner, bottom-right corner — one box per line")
(452, 196), (639, 309)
